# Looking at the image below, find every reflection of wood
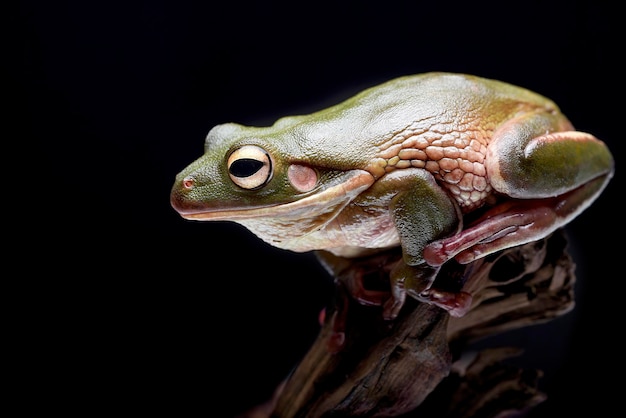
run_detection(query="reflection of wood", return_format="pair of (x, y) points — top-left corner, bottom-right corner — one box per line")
(269, 229), (575, 418)
(273, 297), (451, 417)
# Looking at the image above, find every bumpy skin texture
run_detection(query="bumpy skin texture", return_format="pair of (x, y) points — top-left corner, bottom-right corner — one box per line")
(170, 72), (614, 320)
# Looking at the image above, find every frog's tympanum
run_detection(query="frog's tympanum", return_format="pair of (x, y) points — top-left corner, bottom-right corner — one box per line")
(171, 72), (614, 320)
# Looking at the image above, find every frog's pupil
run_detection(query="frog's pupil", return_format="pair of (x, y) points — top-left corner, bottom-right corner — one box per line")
(230, 158), (263, 178)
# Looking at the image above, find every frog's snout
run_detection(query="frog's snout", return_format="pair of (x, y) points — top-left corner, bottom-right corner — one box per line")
(170, 174), (202, 215)
(170, 178), (189, 215)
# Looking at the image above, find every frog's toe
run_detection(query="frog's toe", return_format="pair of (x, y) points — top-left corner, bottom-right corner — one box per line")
(417, 289), (473, 317)
(423, 240), (448, 266)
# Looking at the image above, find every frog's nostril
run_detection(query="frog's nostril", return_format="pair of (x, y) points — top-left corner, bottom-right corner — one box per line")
(182, 176), (195, 189)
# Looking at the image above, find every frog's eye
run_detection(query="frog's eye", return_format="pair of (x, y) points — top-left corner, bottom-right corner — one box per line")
(227, 145), (272, 189)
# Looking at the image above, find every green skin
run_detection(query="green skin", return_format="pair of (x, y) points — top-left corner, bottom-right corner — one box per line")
(171, 72), (614, 321)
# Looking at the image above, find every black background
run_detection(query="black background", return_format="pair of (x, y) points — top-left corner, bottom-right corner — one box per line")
(17, 1), (622, 416)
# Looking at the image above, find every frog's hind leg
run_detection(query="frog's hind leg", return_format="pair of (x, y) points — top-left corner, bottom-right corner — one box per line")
(424, 112), (614, 266)
(487, 114), (614, 202)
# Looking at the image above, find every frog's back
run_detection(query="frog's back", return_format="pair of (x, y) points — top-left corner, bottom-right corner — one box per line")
(268, 72), (560, 210)
(357, 73), (562, 210)
(290, 72), (557, 165)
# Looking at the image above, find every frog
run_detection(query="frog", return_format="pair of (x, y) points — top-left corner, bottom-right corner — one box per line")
(170, 72), (614, 323)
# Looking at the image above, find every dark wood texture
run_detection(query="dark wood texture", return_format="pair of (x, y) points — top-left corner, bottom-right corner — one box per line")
(263, 230), (575, 418)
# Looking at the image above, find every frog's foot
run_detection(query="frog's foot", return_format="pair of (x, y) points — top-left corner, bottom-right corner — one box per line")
(422, 201), (539, 266)
(415, 288), (473, 317)
(424, 170), (612, 267)
(384, 262), (443, 320)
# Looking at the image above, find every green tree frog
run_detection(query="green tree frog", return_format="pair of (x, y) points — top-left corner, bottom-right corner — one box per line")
(170, 72), (614, 320)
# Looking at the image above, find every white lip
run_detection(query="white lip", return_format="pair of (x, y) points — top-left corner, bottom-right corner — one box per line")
(182, 170), (375, 221)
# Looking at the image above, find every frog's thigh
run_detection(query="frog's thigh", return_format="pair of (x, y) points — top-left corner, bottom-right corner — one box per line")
(423, 112), (614, 266)
(487, 111), (614, 199)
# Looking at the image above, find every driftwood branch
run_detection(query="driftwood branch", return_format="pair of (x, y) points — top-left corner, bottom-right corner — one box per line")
(250, 229), (575, 418)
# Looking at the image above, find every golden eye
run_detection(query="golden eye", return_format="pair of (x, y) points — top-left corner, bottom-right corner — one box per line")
(227, 145), (272, 189)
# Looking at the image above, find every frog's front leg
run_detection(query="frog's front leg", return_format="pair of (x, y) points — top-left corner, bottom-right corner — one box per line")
(424, 112), (614, 266)
(382, 168), (471, 319)
(318, 168), (467, 323)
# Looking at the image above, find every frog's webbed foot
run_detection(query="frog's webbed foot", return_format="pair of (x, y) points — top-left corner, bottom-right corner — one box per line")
(423, 173), (612, 266)
(423, 199), (553, 266)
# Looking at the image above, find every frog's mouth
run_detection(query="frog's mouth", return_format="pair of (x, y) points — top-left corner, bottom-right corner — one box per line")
(177, 170), (374, 222)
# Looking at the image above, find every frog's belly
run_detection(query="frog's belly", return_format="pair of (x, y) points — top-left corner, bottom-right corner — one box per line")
(238, 209), (400, 257)
(284, 223), (401, 257)
(321, 211), (401, 257)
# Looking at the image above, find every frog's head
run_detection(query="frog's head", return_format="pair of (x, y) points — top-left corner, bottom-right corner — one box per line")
(170, 121), (375, 227)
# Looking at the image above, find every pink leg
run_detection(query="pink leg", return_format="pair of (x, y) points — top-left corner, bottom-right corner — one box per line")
(423, 174), (609, 266)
